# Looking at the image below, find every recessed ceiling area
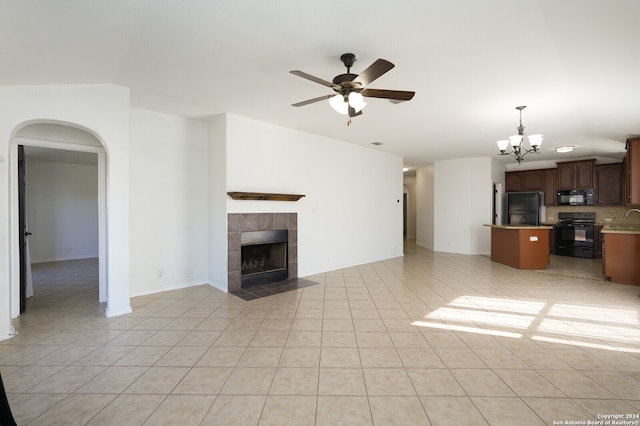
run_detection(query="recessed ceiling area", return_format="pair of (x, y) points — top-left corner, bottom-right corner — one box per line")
(22, 146), (98, 166)
(16, 123), (101, 165)
(2, 1), (639, 169)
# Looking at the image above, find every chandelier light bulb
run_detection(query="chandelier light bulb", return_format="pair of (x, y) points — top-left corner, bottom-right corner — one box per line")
(496, 140), (510, 151)
(528, 134), (543, 148)
(509, 135), (523, 147)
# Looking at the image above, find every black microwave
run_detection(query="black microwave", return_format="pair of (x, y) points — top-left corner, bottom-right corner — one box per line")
(557, 189), (595, 206)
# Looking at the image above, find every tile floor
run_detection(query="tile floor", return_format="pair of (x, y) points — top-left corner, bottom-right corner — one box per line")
(1, 242), (639, 425)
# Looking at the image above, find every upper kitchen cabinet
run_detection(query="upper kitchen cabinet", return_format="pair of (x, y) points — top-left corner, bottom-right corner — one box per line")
(556, 159), (595, 190)
(505, 169), (545, 192)
(626, 137), (640, 205)
(595, 163), (623, 205)
(543, 168), (557, 206)
(505, 171), (524, 192)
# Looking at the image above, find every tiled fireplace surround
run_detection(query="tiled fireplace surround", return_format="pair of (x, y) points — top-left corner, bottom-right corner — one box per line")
(227, 213), (298, 292)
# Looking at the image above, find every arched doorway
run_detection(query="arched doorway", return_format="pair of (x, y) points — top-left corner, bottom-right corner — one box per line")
(10, 122), (107, 318)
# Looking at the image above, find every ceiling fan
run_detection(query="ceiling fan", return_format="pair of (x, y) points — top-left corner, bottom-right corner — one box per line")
(290, 53), (415, 124)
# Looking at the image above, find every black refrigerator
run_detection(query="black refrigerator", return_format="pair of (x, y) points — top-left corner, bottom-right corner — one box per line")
(505, 192), (541, 225)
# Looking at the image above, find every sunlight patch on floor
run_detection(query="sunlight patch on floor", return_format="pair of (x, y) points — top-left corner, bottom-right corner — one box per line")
(411, 320), (523, 339)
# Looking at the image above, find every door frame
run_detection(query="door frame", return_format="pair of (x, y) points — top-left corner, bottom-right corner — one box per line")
(9, 136), (107, 318)
(18, 145), (26, 313)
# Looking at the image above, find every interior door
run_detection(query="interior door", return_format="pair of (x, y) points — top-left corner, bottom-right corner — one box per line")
(18, 145), (27, 313)
(403, 193), (407, 238)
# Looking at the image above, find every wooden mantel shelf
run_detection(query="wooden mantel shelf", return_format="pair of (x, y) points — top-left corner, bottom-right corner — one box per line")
(227, 192), (306, 201)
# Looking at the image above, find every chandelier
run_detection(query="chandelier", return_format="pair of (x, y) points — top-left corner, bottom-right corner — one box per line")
(496, 105), (543, 164)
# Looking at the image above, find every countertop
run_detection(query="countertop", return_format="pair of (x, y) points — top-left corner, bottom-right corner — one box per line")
(601, 225), (640, 235)
(484, 225), (553, 230)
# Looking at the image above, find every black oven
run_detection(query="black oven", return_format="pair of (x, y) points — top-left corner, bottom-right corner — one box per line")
(555, 212), (595, 258)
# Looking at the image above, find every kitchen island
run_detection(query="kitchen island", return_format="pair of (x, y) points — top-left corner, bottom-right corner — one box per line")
(601, 225), (640, 286)
(485, 225), (553, 270)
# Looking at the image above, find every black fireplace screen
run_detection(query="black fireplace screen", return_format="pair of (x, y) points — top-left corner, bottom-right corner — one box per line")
(241, 242), (287, 277)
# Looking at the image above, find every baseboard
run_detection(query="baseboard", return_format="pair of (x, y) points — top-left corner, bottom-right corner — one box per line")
(105, 305), (132, 318)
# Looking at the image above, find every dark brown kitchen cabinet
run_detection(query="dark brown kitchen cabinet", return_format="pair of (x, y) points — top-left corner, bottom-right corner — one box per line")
(505, 169), (545, 192)
(523, 169), (544, 191)
(556, 162), (573, 190)
(543, 168), (556, 206)
(602, 231), (640, 285)
(594, 225), (603, 258)
(626, 137), (640, 206)
(595, 163), (623, 205)
(505, 172), (524, 192)
(556, 160), (595, 190)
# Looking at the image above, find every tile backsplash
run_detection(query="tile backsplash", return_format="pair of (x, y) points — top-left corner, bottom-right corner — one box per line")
(546, 205), (640, 225)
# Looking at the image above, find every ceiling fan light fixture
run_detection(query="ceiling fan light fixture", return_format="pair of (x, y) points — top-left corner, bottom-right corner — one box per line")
(348, 92), (367, 113)
(290, 54), (415, 124)
(329, 94), (348, 115)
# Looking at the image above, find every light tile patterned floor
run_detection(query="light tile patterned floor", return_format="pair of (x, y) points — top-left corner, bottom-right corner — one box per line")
(2, 242), (640, 425)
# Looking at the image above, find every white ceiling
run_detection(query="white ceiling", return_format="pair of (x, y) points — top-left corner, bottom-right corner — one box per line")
(2, 0), (639, 170)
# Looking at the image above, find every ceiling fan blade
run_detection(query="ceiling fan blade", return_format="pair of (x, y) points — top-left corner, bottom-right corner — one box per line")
(361, 88), (415, 101)
(290, 70), (338, 88)
(352, 59), (394, 87)
(292, 94), (334, 107)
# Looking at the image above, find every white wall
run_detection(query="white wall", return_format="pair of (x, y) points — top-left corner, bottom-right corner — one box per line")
(223, 114), (404, 279)
(129, 108), (209, 297)
(415, 158), (493, 255)
(208, 115), (228, 291)
(416, 164), (434, 249)
(0, 84), (132, 340)
(433, 158), (492, 255)
(0, 86), (407, 340)
(403, 175), (417, 239)
(27, 160), (98, 262)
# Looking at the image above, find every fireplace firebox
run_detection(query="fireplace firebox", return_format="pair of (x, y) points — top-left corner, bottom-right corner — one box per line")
(227, 213), (297, 293)
(240, 229), (288, 288)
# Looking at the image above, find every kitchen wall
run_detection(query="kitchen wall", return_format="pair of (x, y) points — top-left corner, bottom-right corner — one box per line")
(414, 158), (493, 255)
(434, 158), (492, 255)
(545, 205), (640, 226)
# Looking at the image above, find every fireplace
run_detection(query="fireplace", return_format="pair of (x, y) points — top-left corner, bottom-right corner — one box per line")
(241, 229), (288, 288)
(227, 213), (298, 292)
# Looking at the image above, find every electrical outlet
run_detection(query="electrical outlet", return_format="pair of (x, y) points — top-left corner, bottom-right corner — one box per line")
(605, 217), (613, 222)
(548, 216), (554, 221)
(157, 269), (164, 279)
(186, 266), (192, 276)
